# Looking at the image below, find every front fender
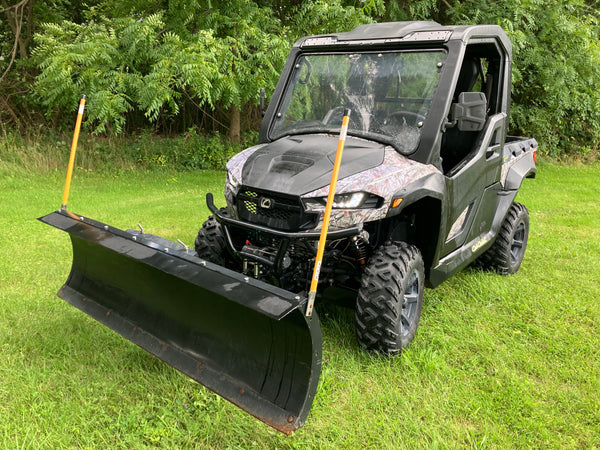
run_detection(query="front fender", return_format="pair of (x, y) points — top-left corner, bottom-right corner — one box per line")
(386, 171), (446, 218)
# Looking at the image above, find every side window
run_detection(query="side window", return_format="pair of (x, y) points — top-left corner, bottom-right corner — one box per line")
(441, 43), (502, 175)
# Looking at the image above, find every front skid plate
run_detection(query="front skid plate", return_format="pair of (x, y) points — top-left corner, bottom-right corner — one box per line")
(39, 210), (322, 434)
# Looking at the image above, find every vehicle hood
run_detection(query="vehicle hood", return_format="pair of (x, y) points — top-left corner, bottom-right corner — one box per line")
(239, 134), (385, 196)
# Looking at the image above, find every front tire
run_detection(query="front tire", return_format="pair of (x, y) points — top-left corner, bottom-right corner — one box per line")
(355, 242), (425, 355)
(194, 209), (229, 266)
(477, 202), (529, 275)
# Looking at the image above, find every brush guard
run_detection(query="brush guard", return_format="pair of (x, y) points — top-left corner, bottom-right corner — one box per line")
(39, 210), (322, 434)
(206, 193), (361, 280)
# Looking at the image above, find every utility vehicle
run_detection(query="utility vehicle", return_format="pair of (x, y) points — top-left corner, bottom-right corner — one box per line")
(41, 21), (536, 433)
(197, 21), (537, 357)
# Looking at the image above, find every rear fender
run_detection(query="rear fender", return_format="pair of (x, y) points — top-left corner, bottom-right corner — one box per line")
(502, 140), (537, 190)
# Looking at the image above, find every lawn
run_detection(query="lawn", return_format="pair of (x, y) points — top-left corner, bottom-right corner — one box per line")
(0, 159), (598, 448)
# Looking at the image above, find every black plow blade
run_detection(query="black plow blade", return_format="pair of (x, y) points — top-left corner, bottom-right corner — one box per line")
(39, 210), (322, 434)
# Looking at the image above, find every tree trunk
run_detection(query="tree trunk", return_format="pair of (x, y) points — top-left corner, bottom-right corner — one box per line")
(1, 0), (34, 59)
(228, 105), (241, 143)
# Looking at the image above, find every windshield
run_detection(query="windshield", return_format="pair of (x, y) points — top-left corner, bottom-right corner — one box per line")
(270, 51), (445, 153)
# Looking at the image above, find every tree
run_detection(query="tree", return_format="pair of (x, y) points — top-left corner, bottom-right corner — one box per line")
(1, 0), (35, 128)
(10, 0), (600, 157)
(31, 0), (378, 139)
(0, 0), (101, 129)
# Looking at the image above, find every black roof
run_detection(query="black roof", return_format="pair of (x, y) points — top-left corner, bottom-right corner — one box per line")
(295, 21), (511, 54)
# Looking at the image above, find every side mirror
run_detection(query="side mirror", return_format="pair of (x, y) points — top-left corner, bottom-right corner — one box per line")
(452, 91), (487, 131)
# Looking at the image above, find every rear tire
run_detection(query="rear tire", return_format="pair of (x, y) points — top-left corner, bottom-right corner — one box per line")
(355, 242), (424, 355)
(477, 202), (529, 275)
(194, 209), (229, 266)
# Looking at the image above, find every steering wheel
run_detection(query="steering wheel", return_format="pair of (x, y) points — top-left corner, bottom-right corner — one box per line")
(323, 106), (364, 130)
(385, 111), (425, 128)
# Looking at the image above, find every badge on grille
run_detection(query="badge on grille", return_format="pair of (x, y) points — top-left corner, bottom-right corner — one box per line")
(260, 197), (273, 209)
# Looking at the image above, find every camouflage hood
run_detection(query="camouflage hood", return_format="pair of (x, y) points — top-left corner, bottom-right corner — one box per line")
(238, 134), (385, 196)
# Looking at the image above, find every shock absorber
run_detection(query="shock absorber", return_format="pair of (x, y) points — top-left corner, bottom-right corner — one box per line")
(352, 235), (369, 266)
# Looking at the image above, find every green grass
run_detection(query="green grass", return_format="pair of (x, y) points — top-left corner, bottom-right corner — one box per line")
(1, 158), (599, 448)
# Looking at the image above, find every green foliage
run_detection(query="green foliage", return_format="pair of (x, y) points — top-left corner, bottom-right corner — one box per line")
(31, 1), (291, 135)
(3, 0), (599, 158)
(178, 130), (246, 170)
(32, 14), (225, 134)
(30, 0), (378, 136)
(380, 0), (440, 22)
(508, 3), (600, 156)
(290, 0), (378, 36)
(0, 0), (105, 127)
(130, 129), (251, 170)
(197, 1), (290, 107)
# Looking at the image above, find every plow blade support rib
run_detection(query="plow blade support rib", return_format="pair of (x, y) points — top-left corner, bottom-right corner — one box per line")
(39, 211), (322, 434)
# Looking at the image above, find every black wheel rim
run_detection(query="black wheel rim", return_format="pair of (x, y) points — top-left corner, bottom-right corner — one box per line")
(400, 269), (421, 338)
(510, 221), (526, 265)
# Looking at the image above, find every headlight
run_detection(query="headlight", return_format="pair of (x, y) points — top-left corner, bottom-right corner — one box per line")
(227, 171), (240, 189)
(303, 192), (382, 211)
(331, 192), (367, 208)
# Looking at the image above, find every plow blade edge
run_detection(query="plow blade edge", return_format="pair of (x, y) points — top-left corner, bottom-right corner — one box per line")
(39, 210), (322, 434)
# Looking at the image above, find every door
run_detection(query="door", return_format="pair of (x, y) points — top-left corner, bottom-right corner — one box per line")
(439, 41), (506, 257)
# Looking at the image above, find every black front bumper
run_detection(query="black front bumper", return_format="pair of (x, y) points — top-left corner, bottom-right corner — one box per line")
(206, 193), (361, 270)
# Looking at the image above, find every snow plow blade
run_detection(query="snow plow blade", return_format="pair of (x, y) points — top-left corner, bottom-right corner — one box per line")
(39, 210), (322, 434)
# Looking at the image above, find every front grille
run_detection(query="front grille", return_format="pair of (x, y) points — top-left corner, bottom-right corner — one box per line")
(244, 200), (258, 214)
(236, 188), (317, 231)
